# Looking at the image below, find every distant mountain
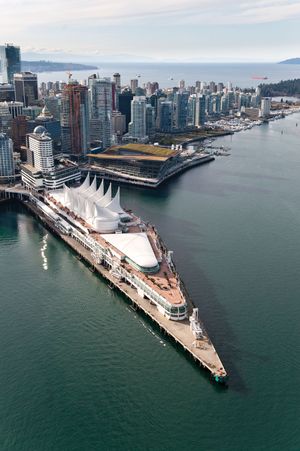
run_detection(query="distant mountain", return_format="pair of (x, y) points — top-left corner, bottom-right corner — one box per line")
(279, 58), (300, 65)
(21, 60), (98, 73)
(22, 51), (155, 64)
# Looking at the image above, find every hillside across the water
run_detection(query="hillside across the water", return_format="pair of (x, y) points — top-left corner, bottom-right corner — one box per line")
(279, 58), (300, 65)
(259, 78), (300, 97)
(21, 60), (98, 72)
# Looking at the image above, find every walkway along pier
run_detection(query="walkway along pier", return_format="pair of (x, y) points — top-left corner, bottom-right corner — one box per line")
(2, 187), (228, 384)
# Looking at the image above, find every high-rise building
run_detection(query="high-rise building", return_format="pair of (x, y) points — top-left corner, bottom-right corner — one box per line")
(260, 97), (271, 117)
(221, 94), (229, 113)
(112, 111), (126, 136)
(0, 83), (15, 101)
(195, 95), (206, 126)
(217, 82), (224, 93)
(227, 81), (233, 91)
(21, 126), (81, 190)
(128, 96), (147, 140)
(44, 96), (61, 120)
(27, 126), (55, 173)
(0, 132), (15, 182)
(145, 104), (156, 139)
(14, 72), (38, 107)
(173, 91), (189, 130)
(118, 89), (133, 132)
(60, 81), (89, 156)
(7, 101), (23, 118)
(113, 73), (121, 91)
(12, 115), (27, 152)
(0, 44), (21, 84)
(156, 100), (173, 133)
(112, 72), (121, 110)
(0, 102), (13, 136)
(188, 95), (197, 126)
(130, 79), (138, 94)
(200, 81), (207, 92)
(27, 106), (61, 151)
(88, 75), (113, 149)
(209, 81), (216, 93)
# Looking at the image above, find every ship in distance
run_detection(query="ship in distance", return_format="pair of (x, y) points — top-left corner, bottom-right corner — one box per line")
(251, 75), (268, 80)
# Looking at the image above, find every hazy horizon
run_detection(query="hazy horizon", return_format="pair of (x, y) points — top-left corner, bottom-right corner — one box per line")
(1, 0), (299, 63)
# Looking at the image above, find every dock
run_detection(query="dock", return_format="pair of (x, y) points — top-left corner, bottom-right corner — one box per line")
(22, 198), (228, 384)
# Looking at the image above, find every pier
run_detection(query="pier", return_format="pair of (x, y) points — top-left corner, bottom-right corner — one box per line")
(20, 197), (227, 384)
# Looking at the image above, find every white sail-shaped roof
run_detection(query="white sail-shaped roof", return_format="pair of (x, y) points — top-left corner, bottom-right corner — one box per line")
(85, 178), (104, 203)
(48, 177), (131, 233)
(95, 183), (112, 207)
(75, 172), (90, 193)
(93, 203), (119, 233)
(101, 233), (158, 270)
(80, 175), (97, 198)
(105, 187), (129, 218)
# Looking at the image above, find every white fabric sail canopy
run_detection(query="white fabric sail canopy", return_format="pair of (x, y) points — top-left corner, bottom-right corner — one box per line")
(50, 176), (127, 233)
(101, 232), (158, 271)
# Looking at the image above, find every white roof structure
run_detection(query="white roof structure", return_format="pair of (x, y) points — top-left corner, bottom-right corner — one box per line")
(101, 232), (159, 271)
(50, 173), (128, 233)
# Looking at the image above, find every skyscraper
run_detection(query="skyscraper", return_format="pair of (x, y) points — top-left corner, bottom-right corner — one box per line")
(0, 132), (14, 182)
(261, 97), (271, 117)
(128, 96), (147, 140)
(195, 95), (206, 126)
(156, 100), (173, 133)
(0, 102), (13, 136)
(113, 73), (121, 91)
(21, 126), (81, 190)
(0, 44), (21, 84)
(26, 126), (55, 173)
(130, 79), (138, 94)
(60, 81), (89, 156)
(0, 83), (15, 101)
(118, 89), (133, 132)
(173, 91), (189, 130)
(145, 104), (156, 139)
(14, 72), (38, 107)
(88, 75), (112, 149)
(27, 106), (61, 151)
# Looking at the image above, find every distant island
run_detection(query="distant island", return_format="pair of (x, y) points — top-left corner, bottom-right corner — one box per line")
(260, 79), (300, 97)
(279, 58), (300, 65)
(21, 60), (98, 73)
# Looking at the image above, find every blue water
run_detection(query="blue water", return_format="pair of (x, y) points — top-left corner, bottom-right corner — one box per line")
(38, 62), (300, 89)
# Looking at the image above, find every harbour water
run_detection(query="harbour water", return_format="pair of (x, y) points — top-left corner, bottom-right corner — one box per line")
(1, 112), (300, 450)
(37, 62), (300, 89)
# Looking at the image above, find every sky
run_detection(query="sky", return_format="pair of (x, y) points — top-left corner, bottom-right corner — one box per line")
(0, 0), (300, 62)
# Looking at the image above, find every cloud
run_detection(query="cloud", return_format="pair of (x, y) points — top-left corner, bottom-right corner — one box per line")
(0, 0), (300, 31)
(0, 0), (299, 61)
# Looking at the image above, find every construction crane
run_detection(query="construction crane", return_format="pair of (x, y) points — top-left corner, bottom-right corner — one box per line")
(66, 71), (73, 82)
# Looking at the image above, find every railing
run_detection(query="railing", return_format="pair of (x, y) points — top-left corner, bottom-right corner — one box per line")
(69, 227), (187, 318)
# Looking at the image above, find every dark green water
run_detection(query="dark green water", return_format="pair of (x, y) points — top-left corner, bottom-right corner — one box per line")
(1, 114), (300, 450)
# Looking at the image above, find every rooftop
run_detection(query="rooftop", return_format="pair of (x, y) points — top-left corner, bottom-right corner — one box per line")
(87, 143), (179, 162)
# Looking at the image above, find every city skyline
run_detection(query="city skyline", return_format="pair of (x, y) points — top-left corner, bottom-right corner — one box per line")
(0, 0), (300, 62)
